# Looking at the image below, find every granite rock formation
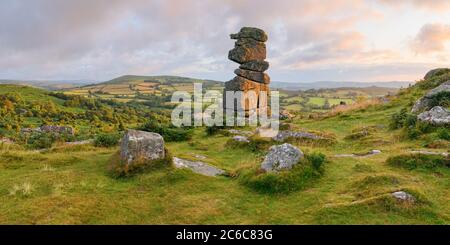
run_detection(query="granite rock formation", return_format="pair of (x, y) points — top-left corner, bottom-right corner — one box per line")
(224, 27), (271, 115)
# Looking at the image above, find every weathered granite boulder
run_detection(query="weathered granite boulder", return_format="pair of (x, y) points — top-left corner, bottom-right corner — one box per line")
(261, 143), (304, 172)
(392, 191), (416, 203)
(424, 68), (450, 80)
(228, 38), (266, 64)
(230, 27), (268, 42)
(234, 68), (270, 84)
(411, 81), (450, 113)
(120, 129), (165, 165)
(239, 60), (269, 72)
(39, 125), (74, 135)
(417, 106), (450, 125)
(173, 157), (225, 177)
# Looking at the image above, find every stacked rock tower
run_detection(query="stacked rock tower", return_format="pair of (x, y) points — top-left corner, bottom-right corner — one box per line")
(224, 27), (270, 116)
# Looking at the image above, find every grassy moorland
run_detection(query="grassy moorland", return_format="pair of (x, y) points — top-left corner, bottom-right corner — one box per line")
(0, 73), (448, 224)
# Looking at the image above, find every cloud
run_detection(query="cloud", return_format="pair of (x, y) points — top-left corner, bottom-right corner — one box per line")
(0, 0), (447, 82)
(411, 23), (450, 54)
(378, 0), (450, 12)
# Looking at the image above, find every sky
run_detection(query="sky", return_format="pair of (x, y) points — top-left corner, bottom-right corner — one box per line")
(0, 0), (449, 83)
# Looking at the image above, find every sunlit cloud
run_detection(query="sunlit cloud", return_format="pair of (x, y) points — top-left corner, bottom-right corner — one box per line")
(0, 0), (448, 82)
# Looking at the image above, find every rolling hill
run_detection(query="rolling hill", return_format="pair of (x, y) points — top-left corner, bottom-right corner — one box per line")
(65, 75), (224, 100)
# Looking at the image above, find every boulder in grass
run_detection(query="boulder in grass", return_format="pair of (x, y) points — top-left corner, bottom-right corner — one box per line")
(392, 191), (416, 203)
(120, 129), (165, 165)
(417, 106), (450, 125)
(411, 81), (450, 113)
(261, 143), (304, 172)
(233, 135), (250, 143)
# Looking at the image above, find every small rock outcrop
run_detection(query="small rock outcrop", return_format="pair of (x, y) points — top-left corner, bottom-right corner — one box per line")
(224, 27), (270, 115)
(411, 81), (450, 113)
(261, 143), (304, 172)
(423, 68), (450, 80)
(233, 135), (250, 143)
(21, 125), (74, 135)
(120, 129), (165, 165)
(173, 157), (225, 177)
(392, 191), (416, 203)
(417, 106), (450, 125)
(335, 149), (382, 158)
(272, 130), (324, 142)
(40, 125), (74, 135)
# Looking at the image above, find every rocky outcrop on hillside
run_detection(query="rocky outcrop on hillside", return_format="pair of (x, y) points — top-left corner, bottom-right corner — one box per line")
(21, 125), (74, 135)
(424, 68), (450, 80)
(120, 129), (165, 165)
(411, 81), (450, 113)
(224, 27), (270, 115)
(261, 143), (304, 172)
(272, 130), (324, 142)
(417, 106), (450, 126)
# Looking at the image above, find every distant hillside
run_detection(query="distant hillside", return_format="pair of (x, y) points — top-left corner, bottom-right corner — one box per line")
(0, 79), (95, 90)
(65, 75), (224, 102)
(271, 81), (413, 90)
(101, 75), (222, 85)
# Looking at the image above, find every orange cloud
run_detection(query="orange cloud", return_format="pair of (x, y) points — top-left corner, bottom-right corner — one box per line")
(411, 23), (450, 53)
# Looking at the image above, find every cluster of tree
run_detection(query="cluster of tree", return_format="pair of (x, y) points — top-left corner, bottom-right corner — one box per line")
(0, 92), (157, 138)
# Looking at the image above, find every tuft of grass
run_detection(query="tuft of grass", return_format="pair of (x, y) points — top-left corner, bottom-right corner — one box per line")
(386, 154), (449, 170)
(225, 135), (272, 153)
(351, 175), (400, 198)
(352, 164), (374, 173)
(9, 182), (34, 197)
(237, 153), (326, 194)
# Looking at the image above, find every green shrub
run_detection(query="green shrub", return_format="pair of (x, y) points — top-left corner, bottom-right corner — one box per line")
(248, 136), (272, 152)
(140, 120), (193, 142)
(94, 133), (121, 147)
(205, 125), (225, 136)
(390, 108), (436, 139)
(307, 152), (326, 173)
(428, 91), (450, 108)
(437, 128), (450, 141)
(386, 154), (449, 170)
(238, 153), (326, 194)
(226, 135), (272, 153)
(161, 127), (193, 141)
(389, 108), (409, 130)
(27, 132), (57, 149)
